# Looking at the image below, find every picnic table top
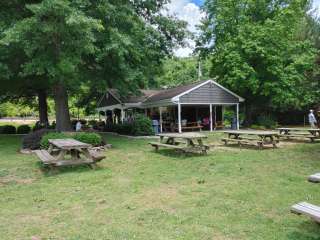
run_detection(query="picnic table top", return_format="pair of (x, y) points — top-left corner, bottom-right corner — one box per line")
(157, 132), (207, 139)
(48, 138), (91, 149)
(223, 130), (278, 136)
(277, 127), (320, 131)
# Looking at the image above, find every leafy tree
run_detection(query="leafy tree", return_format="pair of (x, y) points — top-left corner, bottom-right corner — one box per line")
(199, 0), (318, 124)
(155, 57), (211, 87)
(1, 0), (187, 131)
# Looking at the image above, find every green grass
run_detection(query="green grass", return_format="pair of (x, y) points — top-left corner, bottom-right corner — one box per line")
(0, 133), (320, 239)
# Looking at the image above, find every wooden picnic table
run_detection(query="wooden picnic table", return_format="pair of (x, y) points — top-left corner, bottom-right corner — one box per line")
(35, 138), (105, 169)
(149, 132), (209, 154)
(277, 128), (320, 142)
(222, 130), (279, 149)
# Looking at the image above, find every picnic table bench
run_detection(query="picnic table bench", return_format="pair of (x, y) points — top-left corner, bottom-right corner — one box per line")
(35, 138), (105, 169)
(291, 202), (320, 223)
(149, 132), (209, 154)
(222, 130), (279, 149)
(277, 128), (320, 142)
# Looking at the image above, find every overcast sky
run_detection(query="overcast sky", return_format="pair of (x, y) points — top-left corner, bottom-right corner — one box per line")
(167, 0), (320, 57)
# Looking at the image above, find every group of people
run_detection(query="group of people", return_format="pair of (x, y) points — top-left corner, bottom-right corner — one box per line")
(308, 109), (320, 128)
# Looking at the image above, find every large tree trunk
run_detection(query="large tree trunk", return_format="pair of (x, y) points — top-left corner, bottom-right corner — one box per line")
(37, 89), (49, 127)
(53, 82), (72, 131)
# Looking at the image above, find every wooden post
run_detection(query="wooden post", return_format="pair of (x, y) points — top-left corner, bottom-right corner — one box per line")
(145, 108), (148, 117)
(210, 104), (213, 132)
(159, 107), (163, 133)
(178, 103), (182, 133)
(236, 104), (239, 130)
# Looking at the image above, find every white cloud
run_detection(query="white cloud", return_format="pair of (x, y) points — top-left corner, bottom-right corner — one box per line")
(164, 0), (205, 57)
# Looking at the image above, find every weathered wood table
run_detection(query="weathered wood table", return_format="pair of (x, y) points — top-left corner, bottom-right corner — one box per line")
(35, 138), (105, 169)
(222, 130), (279, 149)
(149, 132), (209, 154)
(277, 128), (320, 142)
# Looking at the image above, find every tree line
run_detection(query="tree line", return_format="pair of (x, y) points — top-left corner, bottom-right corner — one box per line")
(1, 0), (319, 128)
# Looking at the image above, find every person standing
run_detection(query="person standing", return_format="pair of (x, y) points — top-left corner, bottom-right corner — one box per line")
(76, 121), (82, 131)
(308, 110), (317, 128)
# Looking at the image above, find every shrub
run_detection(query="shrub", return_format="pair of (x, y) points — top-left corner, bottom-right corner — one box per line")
(88, 120), (97, 127)
(17, 125), (31, 134)
(116, 123), (133, 135)
(40, 132), (68, 149)
(73, 132), (102, 146)
(22, 129), (53, 150)
(131, 114), (154, 136)
(0, 125), (16, 134)
(256, 115), (277, 129)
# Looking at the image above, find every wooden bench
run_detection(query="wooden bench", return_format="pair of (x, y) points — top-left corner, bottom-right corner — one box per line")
(222, 138), (263, 148)
(291, 202), (320, 223)
(149, 142), (185, 151)
(35, 150), (57, 165)
(308, 173), (320, 183)
(88, 149), (106, 162)
(279, 134), (317, 142)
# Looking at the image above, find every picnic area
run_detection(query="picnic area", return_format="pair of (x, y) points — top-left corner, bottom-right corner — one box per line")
(0, 133), (320, 239)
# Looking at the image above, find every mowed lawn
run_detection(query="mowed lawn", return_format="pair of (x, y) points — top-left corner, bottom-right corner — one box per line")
(0, 133), (320, 240)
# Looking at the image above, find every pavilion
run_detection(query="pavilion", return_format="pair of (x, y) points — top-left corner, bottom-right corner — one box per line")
(96, 79), (244, 133)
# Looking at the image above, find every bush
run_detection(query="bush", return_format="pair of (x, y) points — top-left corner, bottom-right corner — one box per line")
(88, 120), (97, 127)
(17, 125), (31, 134)
(22, 129), (53, 150)
(40, 132), (68, 149)
(73, 132), (102, 146)
(131, 114), (154, 136)
(0, 125), (16, 134)
(116, 123), (133, 135)
(256, 115), (277, 129)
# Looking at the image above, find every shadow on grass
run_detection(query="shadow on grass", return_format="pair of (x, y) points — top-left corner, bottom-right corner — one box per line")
(151, 149), (208, 159)
(219, 143), (277, 151)
(36, 162), (104, 177)
(288, 221), (320, 240)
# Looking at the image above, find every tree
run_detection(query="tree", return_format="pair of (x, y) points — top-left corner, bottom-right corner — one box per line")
(155, 57), (211, 87)
(1, 0), (187, 131)
(199, 0), (318, 124)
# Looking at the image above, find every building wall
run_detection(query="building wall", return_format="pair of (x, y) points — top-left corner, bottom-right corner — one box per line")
(179, 82), (239, 104)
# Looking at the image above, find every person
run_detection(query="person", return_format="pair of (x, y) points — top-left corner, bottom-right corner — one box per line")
(76, 121), (82, 131)
(152, 118), (159, 134)
(308, 110), (317, 128)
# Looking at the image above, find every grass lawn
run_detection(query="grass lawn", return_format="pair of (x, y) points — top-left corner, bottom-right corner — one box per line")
(0, 133), (320, 240)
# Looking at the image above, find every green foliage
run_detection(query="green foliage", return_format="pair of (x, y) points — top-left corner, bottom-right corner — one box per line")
(40, 132), (68, 149)
(17, 125), (31, 134)
(131, 114), (154, 136)
(256, 115), (277, 129)
(73, 132), (102, 146)
(0, 125), (16, 134)
(200, 0), (318, 120)
(155, 57), (212, 87)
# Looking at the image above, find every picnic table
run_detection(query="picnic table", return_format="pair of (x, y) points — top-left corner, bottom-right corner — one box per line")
(222, 130), (279, 149)
(149, 132), (209, 154)
(277, 128), (320, 142)
(35, 138), (105, 169)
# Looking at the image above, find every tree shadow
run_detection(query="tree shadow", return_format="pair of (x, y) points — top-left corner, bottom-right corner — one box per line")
(287, 221), (320, 240)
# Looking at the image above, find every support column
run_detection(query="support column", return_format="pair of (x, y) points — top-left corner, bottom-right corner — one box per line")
(214, 106), (217, 130)
(111, 110), (114, 124)
(121, 108), (125, 123)
(145, 108), (148, 117)
(105, 110), (107, 124)
(210, 104), (213, 132)
(178, 103), (182, 133)
(159, 107), (163, 133)
(236, 104), (239, 130)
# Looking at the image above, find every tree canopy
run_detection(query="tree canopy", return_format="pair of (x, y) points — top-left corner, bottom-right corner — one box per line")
(199, 0), (319, 123)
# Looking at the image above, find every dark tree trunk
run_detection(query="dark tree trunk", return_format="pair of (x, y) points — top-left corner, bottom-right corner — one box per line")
(53, 82), (72, 131)
(37, 89), (49, 127)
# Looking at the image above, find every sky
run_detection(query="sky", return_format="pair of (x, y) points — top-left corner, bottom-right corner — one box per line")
(168, 0), (320, 57)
